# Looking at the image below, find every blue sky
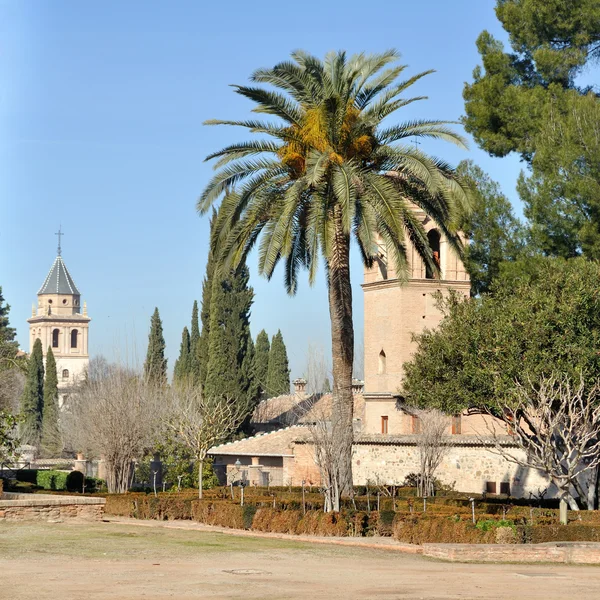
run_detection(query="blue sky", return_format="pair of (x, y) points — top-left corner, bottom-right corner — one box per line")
(0, 0), (523, 378)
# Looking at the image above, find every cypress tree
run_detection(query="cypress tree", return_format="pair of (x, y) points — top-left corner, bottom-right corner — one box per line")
(40, 347), (61, 456)
(189, 300), (201, 384)
(267, 330), (290, 397)
(254, 330), (270, 400)
(204, 264), (255, 408)
(197, 210), (217, 390)
(173, 326), (191, 385)
(144, 307), (167, 386)
(20, 338), (44, 444)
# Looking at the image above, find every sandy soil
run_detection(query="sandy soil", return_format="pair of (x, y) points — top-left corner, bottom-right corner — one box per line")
(2, 520), (600, 599)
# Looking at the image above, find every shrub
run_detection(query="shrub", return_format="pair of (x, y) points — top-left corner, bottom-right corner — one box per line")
(15, 469), (37, 484)
(377, 510), (396, 536)
(36, 470), (56, 490)
(393, 515), (495, 545)
(495, 526), (518, 544)
(525, 525), (600, 543)
(242, 505), (257, 529)
(476, 519), (516, 532)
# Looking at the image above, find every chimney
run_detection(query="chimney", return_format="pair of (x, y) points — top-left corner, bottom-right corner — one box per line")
(293, 378), (307, 395)
(351, 379), (364, 395)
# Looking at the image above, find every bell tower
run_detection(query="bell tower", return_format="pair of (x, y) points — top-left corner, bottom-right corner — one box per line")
(361, 206), (470, 432)
(27, 228), (91, 406)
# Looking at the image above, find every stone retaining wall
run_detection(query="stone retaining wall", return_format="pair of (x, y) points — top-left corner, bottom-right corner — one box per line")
(0, 493), (105, 522)
(422, 542), (600, 564)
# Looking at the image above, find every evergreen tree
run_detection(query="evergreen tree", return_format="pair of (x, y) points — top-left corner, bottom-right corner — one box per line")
(20, 338), (44, 444)
(189, 300), (201, 384)
(267, 330), (290, 397)
(457, 160), (528, 295)
(254, 330), (270, 400)
(173, 327), (191, 385)
(40, 347), (61, 456)
(204, 264), (255, 410)
(322, 378), (331, 394)
(144, 308), (167, 386)
(0, 287), (17, 347)
(197, 210), (217, 391)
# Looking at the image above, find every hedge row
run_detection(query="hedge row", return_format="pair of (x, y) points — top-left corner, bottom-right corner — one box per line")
(15, 469), (84, 492)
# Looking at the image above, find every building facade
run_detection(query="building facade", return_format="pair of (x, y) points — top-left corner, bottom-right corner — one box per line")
(27, 244), (91, 406)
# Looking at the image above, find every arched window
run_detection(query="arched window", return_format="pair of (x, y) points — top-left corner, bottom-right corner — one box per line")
(71, 329), (78, 349)
(425, 229), (441, 279)
(52, 329), (60, 348)
(378, 349), (387, 374)
(62, 369), (69, 380)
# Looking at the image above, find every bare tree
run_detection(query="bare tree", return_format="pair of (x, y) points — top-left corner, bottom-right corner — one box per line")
(62, 366), (163, 493)
(484, 374), (600, 511)
(412, 408), (451, 497)
(309, 412), (343, 512)
(165, 383), (251, 498)
(0, 368), (25, 413)
(304, 342), (331, 395)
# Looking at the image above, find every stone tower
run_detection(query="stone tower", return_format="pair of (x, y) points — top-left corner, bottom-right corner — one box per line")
(27, 234), (91, 406)
(361, 207), (470, 432)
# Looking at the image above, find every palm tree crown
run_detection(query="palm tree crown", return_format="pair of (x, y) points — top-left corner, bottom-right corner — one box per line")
(198, 49), (471, 290)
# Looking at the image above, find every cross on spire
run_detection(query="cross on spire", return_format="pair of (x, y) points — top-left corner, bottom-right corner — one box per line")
(412, 137), (421, 151)
(55, 226), (64, 256)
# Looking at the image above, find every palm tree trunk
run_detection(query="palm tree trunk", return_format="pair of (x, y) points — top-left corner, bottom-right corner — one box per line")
(327, 210), (354, 499)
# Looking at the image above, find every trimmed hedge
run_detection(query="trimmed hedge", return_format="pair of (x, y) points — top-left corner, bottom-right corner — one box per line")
(15, 469), (85, 492)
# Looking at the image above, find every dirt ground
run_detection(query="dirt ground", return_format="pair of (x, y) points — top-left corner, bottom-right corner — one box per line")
(2, 520), (600, 600)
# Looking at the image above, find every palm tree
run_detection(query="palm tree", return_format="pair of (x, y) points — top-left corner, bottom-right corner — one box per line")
(198, 50), (471, 503)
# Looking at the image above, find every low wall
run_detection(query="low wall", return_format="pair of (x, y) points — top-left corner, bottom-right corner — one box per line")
(0, 493), (105, 523)
(422, 542), (600, 564)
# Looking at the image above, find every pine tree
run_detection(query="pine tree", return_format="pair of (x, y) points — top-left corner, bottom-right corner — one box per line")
(322, 377), (331, 394)
(144, 308), (167, 386)
(254, 330), (270, 400)
(204, 264), (255, 409)
(189, 300), (201, 384)
(267, 330), (290, 397)
(197, 210), (217, 391)
(20, 338), (44, 444)
(173, 326), (191, 385)
(40, 347), (61, 456)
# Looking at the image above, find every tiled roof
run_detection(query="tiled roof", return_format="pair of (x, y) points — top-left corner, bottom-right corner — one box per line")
(251, 393), (365, 426)
(209, 426), (312, 457)
(355, 434), (519, 447)
(38, 256), (81, 295)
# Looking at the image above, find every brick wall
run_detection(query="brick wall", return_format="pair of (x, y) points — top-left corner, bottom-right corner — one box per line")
(0, 494), (105, 522)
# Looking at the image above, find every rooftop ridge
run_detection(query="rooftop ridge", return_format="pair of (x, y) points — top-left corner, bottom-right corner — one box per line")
(211, 425), (301, 450)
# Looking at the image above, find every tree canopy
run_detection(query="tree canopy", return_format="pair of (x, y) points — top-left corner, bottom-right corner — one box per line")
(41, 347), (61, 456)
(463, 0), (600, 259)
(267, 330), (290, 397)
(20, 338), (44, 444)
(144, 308), (167, 386)
(457, 160), (527, 295)
(402, 257), (600, 415)
(254, 329), (270, 399)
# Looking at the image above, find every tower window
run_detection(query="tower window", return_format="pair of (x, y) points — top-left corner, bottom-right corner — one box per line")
(425, 230), (441, 279)
(71, 329), (78, 349)
(62, 299), (67, 305)
(381, 416), (389, 434)
(52, 329), (60, 348)
(62, 369), (69, 380)
(378, 350), (387, 374)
